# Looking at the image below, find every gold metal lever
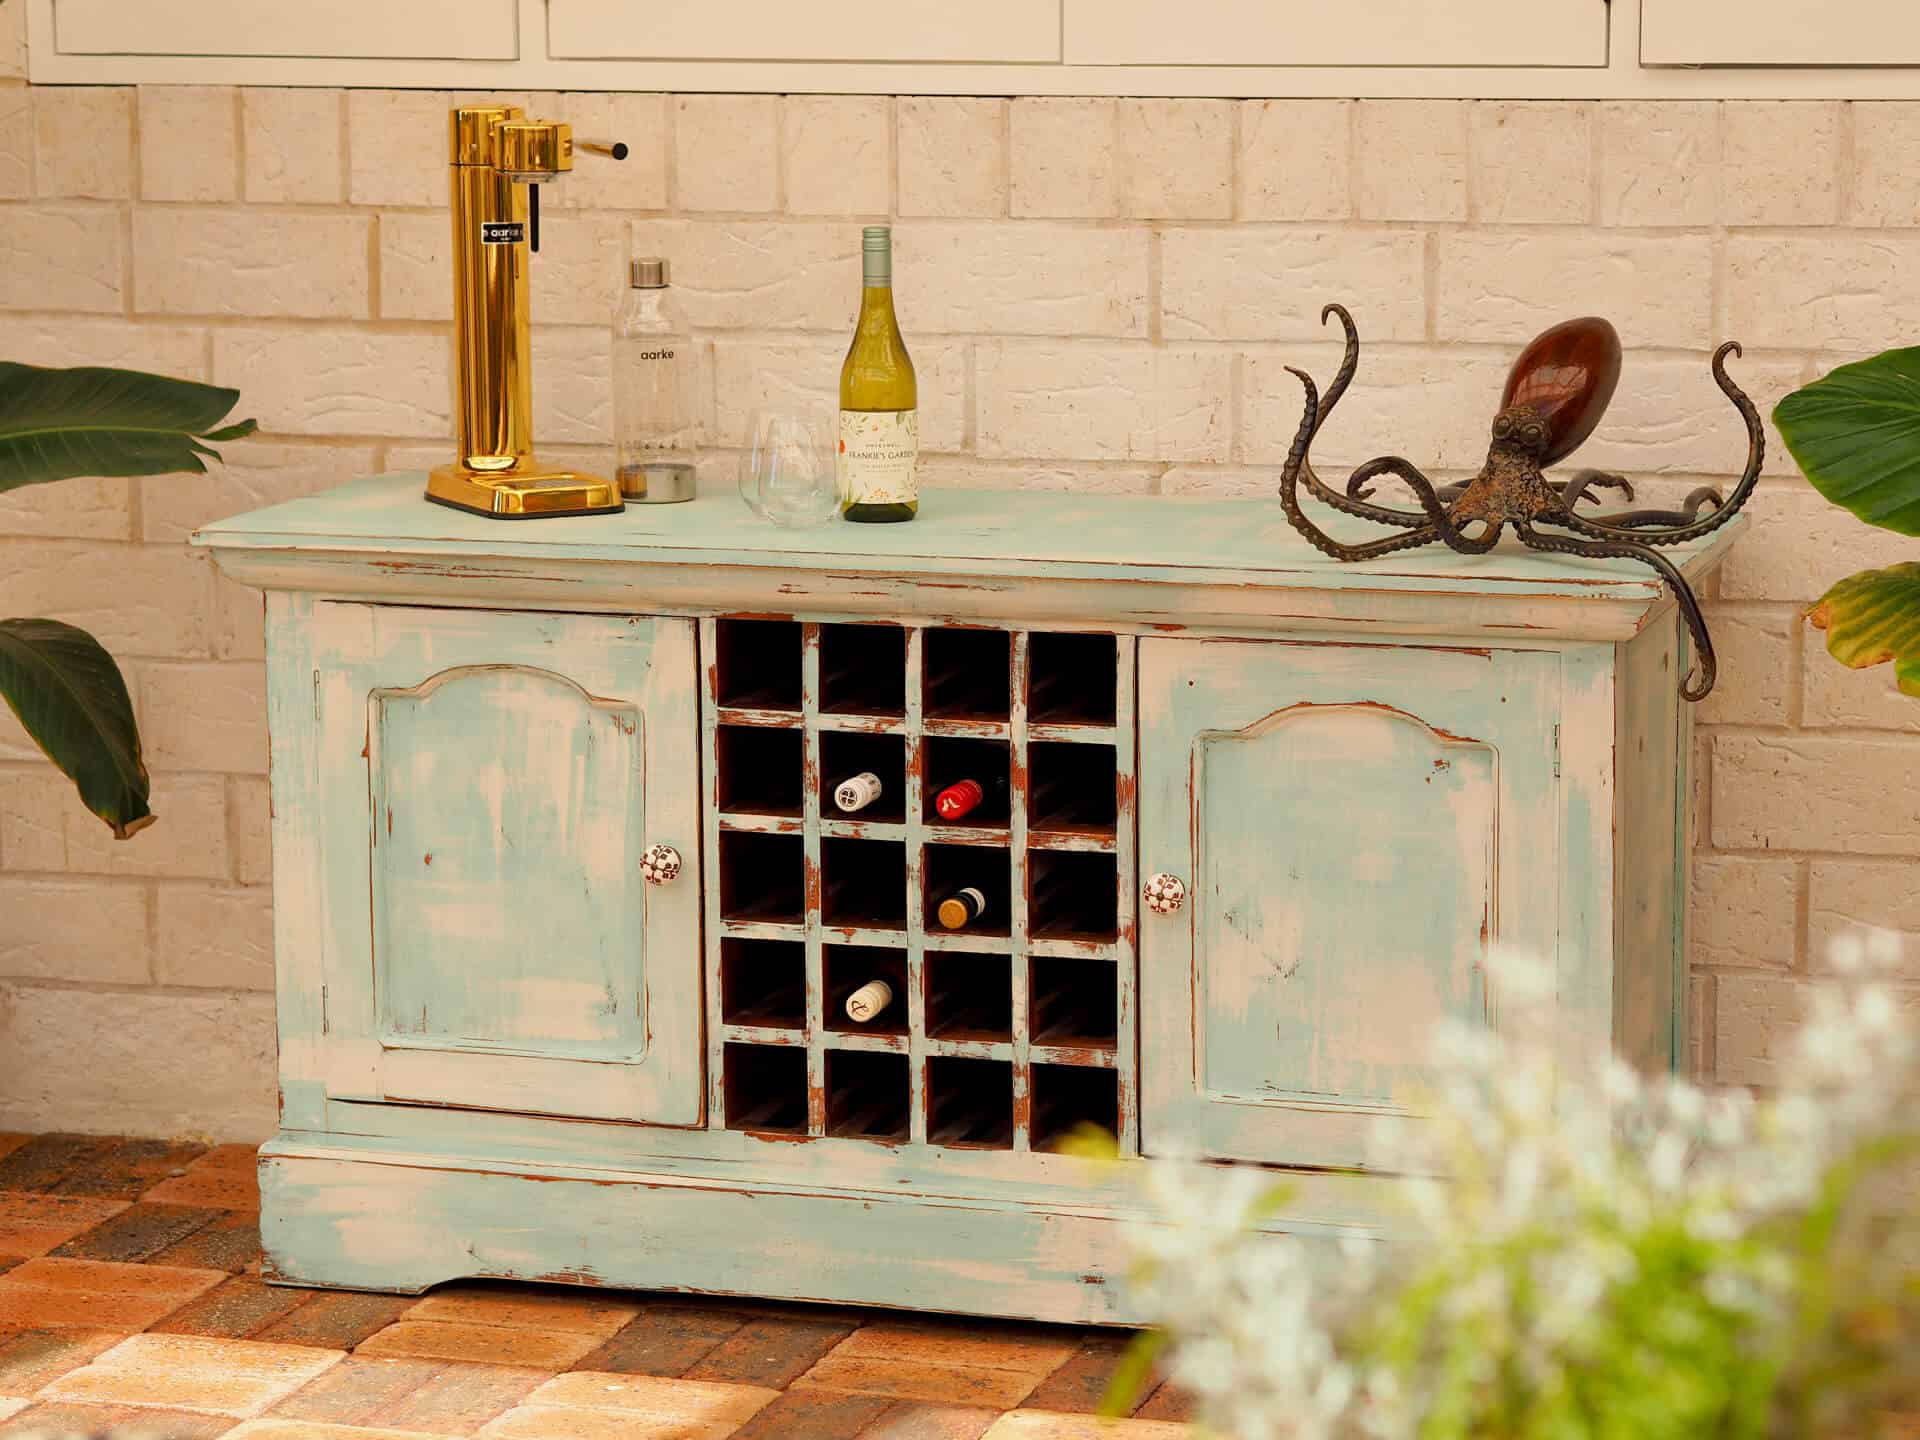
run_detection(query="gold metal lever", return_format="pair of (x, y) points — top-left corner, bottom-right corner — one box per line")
(425, 106), (630, 520)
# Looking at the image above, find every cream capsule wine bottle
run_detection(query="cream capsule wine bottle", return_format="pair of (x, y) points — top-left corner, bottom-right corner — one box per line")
(838, 226), (918, 523)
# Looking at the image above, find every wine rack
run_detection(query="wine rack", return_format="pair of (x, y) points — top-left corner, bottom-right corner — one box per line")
(701, 617), (1137, 1154)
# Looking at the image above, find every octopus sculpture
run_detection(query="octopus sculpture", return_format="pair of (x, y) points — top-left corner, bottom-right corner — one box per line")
(1277, 306), (1764, 701)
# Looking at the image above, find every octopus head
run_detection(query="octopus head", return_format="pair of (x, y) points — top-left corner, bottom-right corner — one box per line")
(1489, 403), (1552, 462)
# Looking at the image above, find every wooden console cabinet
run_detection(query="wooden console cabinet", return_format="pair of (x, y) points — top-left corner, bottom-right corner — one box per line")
(198, 475), (1737, 1325)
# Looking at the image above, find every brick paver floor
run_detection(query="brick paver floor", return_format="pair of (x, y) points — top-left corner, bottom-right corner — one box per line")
(0, 1133), (1192, 1438)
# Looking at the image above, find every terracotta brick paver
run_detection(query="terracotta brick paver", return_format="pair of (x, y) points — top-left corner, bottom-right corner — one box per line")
(985, 1413), (1192, 1438)
(0, 1193), (131, 1260)
(479, 1371), (779, 1438)
(154, 1276), (316, 1339)
(574, 1303), (748, 1376)
(0, 1131), (1204, 1437)
(0, 1255), (226, 1330)
(153, 1208), (268, 1272)
(254, 1291), (416, 1351)
(0, 1398), (235, 1437)
(863, 1401), (1002, 1438)
(403, 1283), (643, 1337)
(268, 1356), (447, 1425)
(42, 1332), (345, 1415)
(0, 1327), (127, 1397)
(145, 1160), (263, 1211)
(49, 1200), (222, 1262)
(356, 1318), (606, 1370)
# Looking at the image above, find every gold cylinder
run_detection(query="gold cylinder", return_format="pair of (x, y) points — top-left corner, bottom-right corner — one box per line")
(449, 164), (531, 471)
(495, 121), (573, 181)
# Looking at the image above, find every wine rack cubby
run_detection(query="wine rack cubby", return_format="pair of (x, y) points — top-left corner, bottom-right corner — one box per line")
(702, 617), (1137, 1154)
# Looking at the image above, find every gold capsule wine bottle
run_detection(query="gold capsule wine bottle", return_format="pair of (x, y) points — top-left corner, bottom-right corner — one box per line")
(838, 225), (918, 523)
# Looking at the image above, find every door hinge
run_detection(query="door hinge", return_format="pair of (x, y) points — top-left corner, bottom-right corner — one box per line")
(312, 669), (321, 721)
(1552, 723), (1562, 779)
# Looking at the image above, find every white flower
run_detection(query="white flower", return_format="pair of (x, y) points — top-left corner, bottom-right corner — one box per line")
(1126, 932), (1917, 1440)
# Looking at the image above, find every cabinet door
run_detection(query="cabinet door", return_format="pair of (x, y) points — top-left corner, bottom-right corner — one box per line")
(1641, 0), (1920, 65)
(1065, 0), (1605, 67)
(1139, 639), (1560, 1169)
(51, 0), (517, 59)
(548, 0), (1059, 62)
(310, 604), (702, 1125)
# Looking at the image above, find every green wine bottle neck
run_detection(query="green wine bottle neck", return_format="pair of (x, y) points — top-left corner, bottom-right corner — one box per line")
(855, 284), (900, 339)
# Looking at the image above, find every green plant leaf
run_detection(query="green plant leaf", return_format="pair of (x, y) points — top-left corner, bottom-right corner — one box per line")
(0, 362), (257, 495)
(0, 618), (153, 838)
(1775, 348), (1920, 537)
(1806, 563), (1920, 698)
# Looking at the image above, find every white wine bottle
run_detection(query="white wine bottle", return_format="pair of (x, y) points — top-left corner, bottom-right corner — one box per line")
(838, 225), (918, 524)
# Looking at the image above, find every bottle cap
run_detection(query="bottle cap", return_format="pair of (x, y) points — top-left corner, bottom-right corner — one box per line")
(861, 226), (891, 287)
(937, 896), (970, 929)
(630, 257), (668, 288)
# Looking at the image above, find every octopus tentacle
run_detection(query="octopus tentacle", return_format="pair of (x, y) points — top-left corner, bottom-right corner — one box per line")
(1516, 521), (1716, 700)
(1561, 470), (1635, 508)
(1581, 485), (1726, 529)
(1293, 304), (1431, 527)
(1279, 367), (1441, 561)
(1558, 344), (1761, 549)
(1348, 456), (1502, 554)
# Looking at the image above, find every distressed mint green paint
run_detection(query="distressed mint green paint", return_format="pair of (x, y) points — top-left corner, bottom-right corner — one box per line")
(374, 666), (649, 1059)
(1614, 612), (1690, 1072)
(200, 472), (1735, 1326)
(1140, 640), (1560, 1171)
(306, 602), (702, 1126)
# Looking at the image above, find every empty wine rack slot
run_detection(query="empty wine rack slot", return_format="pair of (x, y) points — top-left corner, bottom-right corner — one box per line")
(701, 617), (1137, 1154)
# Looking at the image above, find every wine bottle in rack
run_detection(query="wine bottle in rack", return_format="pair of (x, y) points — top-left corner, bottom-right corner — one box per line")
(936, 886), (989, 931)
(834, 771), (884, 813)
(838, 226), (918, 524)
(844, 979), (894, 1023)
(934, 774), (1008, 822)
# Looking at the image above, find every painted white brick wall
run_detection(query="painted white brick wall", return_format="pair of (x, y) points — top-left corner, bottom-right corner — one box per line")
(0, 47), (1915, 1137)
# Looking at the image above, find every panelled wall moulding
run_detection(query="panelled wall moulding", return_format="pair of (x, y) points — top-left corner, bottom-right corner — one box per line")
(28, 0), (1920, 97)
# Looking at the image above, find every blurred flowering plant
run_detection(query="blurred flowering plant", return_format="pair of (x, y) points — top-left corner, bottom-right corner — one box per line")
(1121, 936), (1920, 1440)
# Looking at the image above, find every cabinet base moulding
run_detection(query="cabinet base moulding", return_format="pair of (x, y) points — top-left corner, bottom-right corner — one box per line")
(259, 1142), (1215, 1325)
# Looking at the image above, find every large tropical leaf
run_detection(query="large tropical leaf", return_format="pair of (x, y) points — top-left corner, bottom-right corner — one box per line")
(0, 362), (257, 495)
(0, 618), (153, 838)
(1775, 348), (1920, 536)
(1806, 563), (1920, 699)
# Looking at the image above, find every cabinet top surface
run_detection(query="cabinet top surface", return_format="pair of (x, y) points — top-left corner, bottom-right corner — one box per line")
(198, 473), (1739, 607)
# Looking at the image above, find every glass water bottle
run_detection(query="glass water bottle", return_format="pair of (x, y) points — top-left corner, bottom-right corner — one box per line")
(613, 257), (696, 503)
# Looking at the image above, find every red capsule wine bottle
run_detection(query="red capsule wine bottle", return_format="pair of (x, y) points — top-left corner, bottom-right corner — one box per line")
(934, 773), (1008, 822)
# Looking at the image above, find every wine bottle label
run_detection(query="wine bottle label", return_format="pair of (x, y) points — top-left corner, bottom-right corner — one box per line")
(838, 409), (918, 506)
(845, 979), (894, 1023)
(935, 779), (985, 822)
(834, 771), (883, 813)
(936, 886), (988, 931)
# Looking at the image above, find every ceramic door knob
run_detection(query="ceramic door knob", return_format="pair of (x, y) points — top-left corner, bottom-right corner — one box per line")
(641, 843), (682, 885)
(1143, 872), (1186, 914)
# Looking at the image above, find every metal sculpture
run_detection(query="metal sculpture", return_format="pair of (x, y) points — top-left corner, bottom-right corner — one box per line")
(1278, 305), (1764, 700)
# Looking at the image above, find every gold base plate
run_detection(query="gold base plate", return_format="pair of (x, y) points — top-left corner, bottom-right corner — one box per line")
(426, 462), (624, 519)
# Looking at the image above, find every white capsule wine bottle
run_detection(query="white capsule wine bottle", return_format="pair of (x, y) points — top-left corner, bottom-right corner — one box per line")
(838, 225), (917, 524)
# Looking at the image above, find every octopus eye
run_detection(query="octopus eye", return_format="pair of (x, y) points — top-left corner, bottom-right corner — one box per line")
(1493, 416), (1512, 438)
(1525, 422), (1546, 444)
